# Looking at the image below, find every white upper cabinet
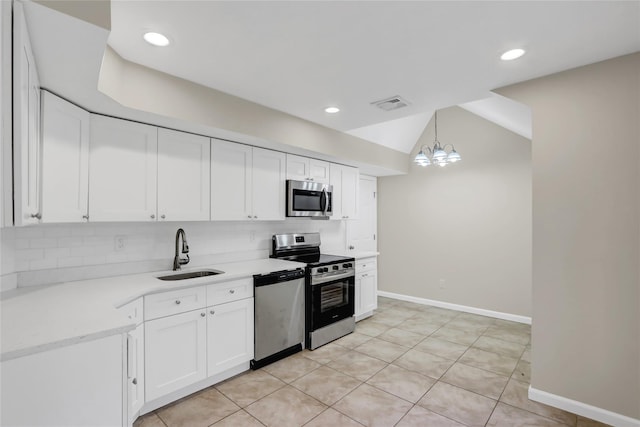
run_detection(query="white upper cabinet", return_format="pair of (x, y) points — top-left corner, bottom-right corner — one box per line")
(89, 115), (158, 222)
(13, 2), (41, 225)
(211, 139), (252, 220)
(157, 129), (210, 221)
(286, 154), (330, 184)
(252, 147), (286, 220)
(211, 140), (285, 221)
(330, 163), (359, 220)
(40, 92), (90, 223)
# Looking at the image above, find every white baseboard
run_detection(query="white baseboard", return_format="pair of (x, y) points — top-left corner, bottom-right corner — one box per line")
(377, 290), (532, 324)
(529, 386), (640, 427)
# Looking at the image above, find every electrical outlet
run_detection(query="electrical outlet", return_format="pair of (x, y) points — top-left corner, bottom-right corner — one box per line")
(439, 278), (446, 289)
(114, 236), (126, 251)
(249, 230), (256, 242)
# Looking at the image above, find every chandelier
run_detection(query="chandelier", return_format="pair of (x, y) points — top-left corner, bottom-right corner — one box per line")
(413, 111), (461, 167)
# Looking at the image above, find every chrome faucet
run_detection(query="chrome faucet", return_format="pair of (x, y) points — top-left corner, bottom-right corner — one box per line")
(173, 228), (190, 271)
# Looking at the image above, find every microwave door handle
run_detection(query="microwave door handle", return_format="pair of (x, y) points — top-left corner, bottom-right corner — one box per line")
(322, 188), (328, 216)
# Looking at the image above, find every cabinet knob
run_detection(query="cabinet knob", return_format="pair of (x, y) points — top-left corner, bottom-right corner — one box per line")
(229, 289), (235, 294)
(349, 245), (355, 250)
(30, 213), (41, 220)
(132, 378), (137, 385)
(82, 214), (89, 220)
(210, 310), (215, 315)
(253, 216), (258, 219)
(247, 215), (252, 219)
(150, 214), (155, 219)
(201, 312), (206, 317)
(175, 300), (181, 305)
(161, 214), (166, 219)
(309, 178), (314, 181)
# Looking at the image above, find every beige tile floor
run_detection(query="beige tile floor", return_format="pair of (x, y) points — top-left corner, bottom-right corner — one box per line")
(134, 297), (611, 427)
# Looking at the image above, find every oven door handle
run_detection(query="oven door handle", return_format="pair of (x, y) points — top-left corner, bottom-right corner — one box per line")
(311, 270), (354, 286)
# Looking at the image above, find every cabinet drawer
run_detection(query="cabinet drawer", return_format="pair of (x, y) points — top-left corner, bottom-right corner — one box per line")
(145, 286), (206, 320)
(120, 298), (144, 325)
(356, 257), (377, 273)
(207, 278), (253, 306)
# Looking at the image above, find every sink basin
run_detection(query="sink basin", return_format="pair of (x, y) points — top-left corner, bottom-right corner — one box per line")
(157, 270), (224, 281)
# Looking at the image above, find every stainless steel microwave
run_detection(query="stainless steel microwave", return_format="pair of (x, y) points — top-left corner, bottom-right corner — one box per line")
(286, 180), (333, 218)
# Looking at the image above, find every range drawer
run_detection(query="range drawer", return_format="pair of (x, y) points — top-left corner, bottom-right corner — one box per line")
(145, 286), (207, 321)
(207, 278), (253, 306)
(356, 257), (377, 273)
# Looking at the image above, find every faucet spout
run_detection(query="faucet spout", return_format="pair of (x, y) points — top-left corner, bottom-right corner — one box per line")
(173, 228), (190, 271)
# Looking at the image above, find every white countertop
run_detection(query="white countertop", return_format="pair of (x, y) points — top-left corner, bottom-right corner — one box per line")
(326, 250), (379, 259)
(0, 258), (305, 362)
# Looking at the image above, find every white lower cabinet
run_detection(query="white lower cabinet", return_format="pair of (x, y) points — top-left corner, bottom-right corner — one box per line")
(144, 309), (207, 402)
(142, 281), (254, 410)
(127, 324), (144, 423)
(355, 257), (378, 321)
(0, 335), (124, 426)
(207, 298), (254, 376)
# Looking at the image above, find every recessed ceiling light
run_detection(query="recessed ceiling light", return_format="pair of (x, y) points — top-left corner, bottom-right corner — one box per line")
(501, 48), (525, 61)
(143, 32), (170, 47)
(325, 107), (340, 114)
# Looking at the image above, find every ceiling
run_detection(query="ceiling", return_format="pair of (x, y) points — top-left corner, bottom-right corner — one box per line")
(106, 1), (640, 153)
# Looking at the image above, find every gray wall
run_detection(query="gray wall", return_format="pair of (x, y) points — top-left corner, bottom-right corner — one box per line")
(497, 53), (639, 419)
(378, 106), (532, 317)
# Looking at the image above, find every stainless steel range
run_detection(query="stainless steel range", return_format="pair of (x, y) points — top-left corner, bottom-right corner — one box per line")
(271, 233), (355, 350)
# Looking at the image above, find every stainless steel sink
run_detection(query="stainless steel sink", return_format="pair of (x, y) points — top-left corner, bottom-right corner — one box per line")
(157, 270), (224, 281)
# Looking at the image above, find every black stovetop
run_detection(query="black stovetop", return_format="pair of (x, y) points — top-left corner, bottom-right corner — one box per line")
(275, 253), (353, 267)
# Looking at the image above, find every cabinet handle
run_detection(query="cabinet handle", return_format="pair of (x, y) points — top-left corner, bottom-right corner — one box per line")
(201, 312), (206, 317)
(175, 300), (181, 305)
(132, 378), (137, 385)
(210, 309), (215, 315)
(309, 177), (314, 181)
(150, 214), (155, 219)
(253, 216), (258, 219)
(161, 214), (166, 219)
(30, 213), (41, 220)
(349, 245), (355, 250)
(82, 214), (89, 220)
(247, 215), (252, 219)
(229, 289), (235, 294)
(362, 273), (368, 277)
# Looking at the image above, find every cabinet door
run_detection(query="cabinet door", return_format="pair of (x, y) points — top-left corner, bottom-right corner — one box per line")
(145, 310), (207, 402)
(158, 129), (210, 221)
(286, 154), (309, 181)
(41, 92), (90, 223)
(127, 324), (144, 423)
(309, 159), (330, 184)
(207, 298), (254, 376)
(354, 276), (363, 318)
(329, 164), (343, 220)
(341, 166), (359, 219)
(211, 139), (252, 220)
(252, 148), (286, 220)
(347, 175), (377, 252)
(360, 273), (378, 314)
(89, 115), (158, 222)
(13, 2), (41, 225)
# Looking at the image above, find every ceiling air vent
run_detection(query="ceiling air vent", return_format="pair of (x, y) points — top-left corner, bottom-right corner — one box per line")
(372, 95), (411, 112)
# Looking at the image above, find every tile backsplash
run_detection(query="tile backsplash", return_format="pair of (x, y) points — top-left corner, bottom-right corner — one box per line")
(0, 220), (346, 289)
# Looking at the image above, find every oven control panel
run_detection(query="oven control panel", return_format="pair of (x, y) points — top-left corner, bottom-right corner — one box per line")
(312, 262), (354, 276)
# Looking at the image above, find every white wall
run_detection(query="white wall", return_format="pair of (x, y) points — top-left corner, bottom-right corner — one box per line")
(378, 106), (532, 317)
(497, 53), (639, 421)
(0, 220), (346, 289)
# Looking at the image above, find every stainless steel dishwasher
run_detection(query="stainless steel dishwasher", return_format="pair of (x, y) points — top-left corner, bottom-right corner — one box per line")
(251, 268), (305, 369)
